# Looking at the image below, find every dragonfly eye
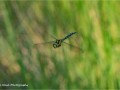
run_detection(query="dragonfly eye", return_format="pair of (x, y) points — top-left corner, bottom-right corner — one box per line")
(53, 43), (57, 48)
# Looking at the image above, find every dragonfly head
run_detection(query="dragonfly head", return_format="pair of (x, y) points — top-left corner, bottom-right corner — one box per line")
(53, 39), (62, 48)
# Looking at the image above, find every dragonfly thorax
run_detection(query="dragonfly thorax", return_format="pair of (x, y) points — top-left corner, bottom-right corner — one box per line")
(53, 39), (62, 48)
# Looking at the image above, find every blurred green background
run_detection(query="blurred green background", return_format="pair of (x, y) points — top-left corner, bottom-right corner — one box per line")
(0, 1), (120, 89)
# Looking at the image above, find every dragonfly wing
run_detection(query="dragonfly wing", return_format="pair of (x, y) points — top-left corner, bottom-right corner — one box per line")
(34, 41), (55, 46)
(33, 41), (56, 57)
(33, 41), (55, 50)
(62, 42), (83, 52)
(48, 32), (57, 40)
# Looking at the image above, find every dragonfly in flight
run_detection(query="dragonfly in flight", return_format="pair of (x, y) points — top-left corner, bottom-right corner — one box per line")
(34, 32), (82, 51)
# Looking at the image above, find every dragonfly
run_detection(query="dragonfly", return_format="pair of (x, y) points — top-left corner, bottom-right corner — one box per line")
(34, 32), (82, 51)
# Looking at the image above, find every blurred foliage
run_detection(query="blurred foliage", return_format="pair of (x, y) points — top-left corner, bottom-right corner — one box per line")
(0, 1), (120, 89)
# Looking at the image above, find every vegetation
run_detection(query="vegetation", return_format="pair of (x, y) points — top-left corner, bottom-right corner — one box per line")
(0, 1), (120, 89)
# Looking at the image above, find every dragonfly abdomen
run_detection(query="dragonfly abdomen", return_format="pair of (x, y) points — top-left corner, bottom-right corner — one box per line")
(62, 32), (77, 41)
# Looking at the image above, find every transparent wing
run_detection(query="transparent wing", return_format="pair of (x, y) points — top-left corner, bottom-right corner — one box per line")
(62, 42), (83, 53)
(34, 41), (55, 46)
(33, 41), (55, 57)
(48, 32), (57, 40)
